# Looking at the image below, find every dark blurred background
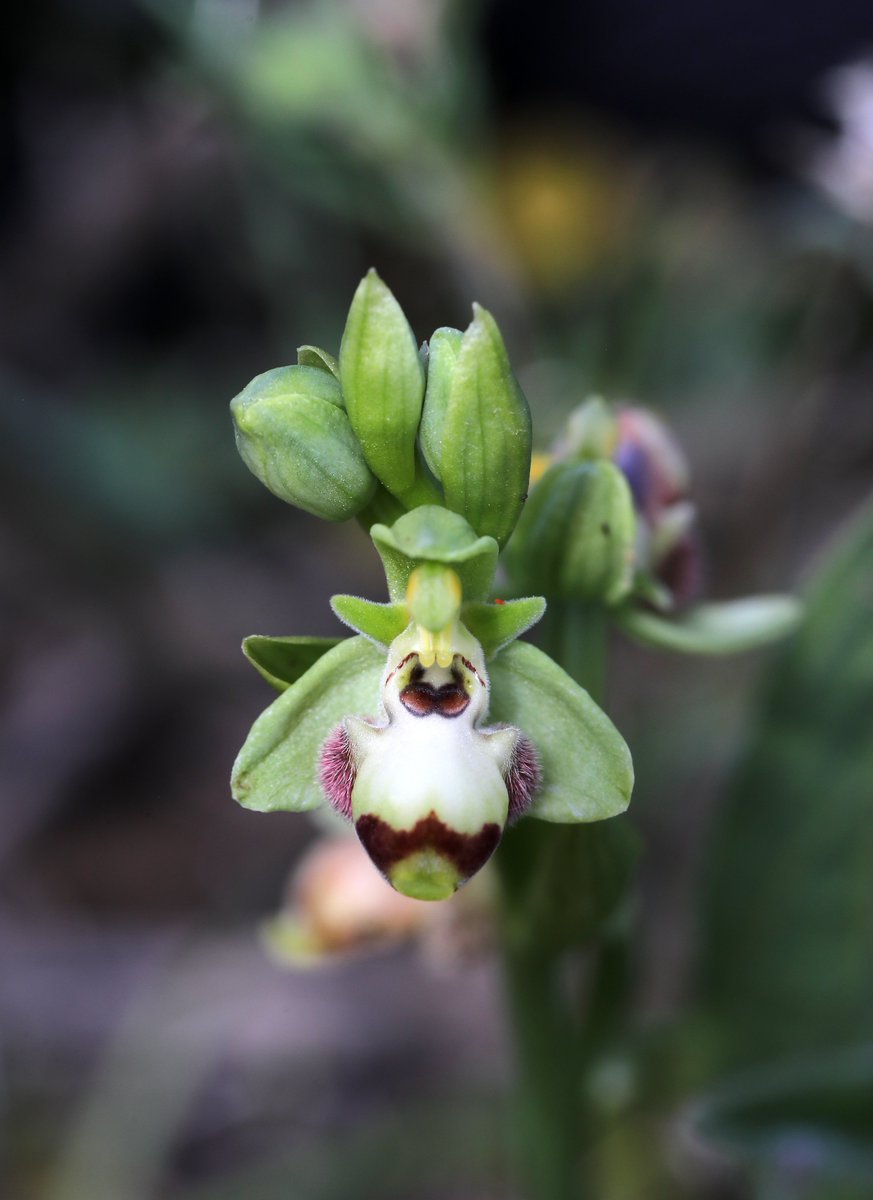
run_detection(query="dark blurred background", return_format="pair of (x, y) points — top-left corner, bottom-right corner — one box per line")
(3, 2), (873, 1198)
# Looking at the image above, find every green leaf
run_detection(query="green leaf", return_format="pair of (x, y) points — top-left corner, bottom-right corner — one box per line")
(371, 506), (499, 602)
(487, 640), (633, 823)
(339, 269), (425, 500)
(698, 496), (873, 1065)
(330, 595), (408, 645)
(462, 597), (546, 657)
(296, 344), (340, 380)
(505, 460), (636, 605)
(418, 326), (462, 482)
(231, 636), (384, 814)
(692, 1045), (873, 1187)
(616, 595), (802, 655)
(439, 305), (532, 549)
(242, 635), (343, 692)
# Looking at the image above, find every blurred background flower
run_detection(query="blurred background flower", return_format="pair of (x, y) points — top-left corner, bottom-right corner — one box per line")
(4, 2), (873, 1198)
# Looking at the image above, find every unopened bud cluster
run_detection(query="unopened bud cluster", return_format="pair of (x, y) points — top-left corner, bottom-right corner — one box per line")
(232, 269), (531, 548)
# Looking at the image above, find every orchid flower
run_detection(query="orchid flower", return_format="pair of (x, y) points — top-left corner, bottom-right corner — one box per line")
(231, 507), (633, 900)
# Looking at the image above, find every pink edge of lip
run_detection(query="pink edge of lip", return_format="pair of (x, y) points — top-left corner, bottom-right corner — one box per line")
(505, 733), (542, 824)
(318, 724), (356, 820)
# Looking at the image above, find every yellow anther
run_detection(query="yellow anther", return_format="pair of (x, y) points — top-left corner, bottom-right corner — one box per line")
(435, 629), (454, 669)
(418, 629), (436, 668)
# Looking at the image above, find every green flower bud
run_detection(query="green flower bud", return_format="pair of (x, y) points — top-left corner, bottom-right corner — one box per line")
(339, 269), (425, 501)
(421, 305), (532, 548)
(553, 396), (617, 461)
(231, 364), (377, 521)
(505, 459), (636, 604)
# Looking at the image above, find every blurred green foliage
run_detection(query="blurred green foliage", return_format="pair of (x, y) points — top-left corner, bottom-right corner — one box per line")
(692, 494), (873, 1194)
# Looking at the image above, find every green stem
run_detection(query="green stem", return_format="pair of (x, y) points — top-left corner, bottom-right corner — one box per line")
(497, 600), (611, 1199)
(500, 926), (579, 1200)
(539, 602), (607, 700)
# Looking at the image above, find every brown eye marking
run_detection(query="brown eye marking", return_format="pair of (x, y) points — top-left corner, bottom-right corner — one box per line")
(399, 681), (471, 717)
(435, 685), (470, 716)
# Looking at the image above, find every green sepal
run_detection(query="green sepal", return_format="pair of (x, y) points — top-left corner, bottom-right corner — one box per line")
(242, 634), (343, 692)
(297, 344), (340, 380)
(438, 305), (532, 549)
(462, 597), (546, 657)
(371, 506), (499, 603)
(418, 326), (463, 482)
(339, 269), (425, 500)
(231, 635), (384, 814)
(615, 595), (802, 655)
(505, 459), (636, 604)
(231, 364), (377, 520)
(487, 639), (633, 823)
(330, 594), (409, 646)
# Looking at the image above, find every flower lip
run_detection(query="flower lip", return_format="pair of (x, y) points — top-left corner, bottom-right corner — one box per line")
(317, 620), (543, 899)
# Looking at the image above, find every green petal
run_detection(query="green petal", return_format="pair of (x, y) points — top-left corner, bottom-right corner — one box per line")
(462, 597), (546, 657)
(242, 635), (343, 692)
(330, 595), (409, 646)
(488, 640), (633, 822)
(231, 636), (384, 814)
(371, 506), (498, 602)
(616, 595), (802, 655)
(296, 344), (340, 381)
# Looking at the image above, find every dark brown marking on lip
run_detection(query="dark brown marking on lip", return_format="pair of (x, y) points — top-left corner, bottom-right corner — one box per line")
(460, 656), (485, 686)
(385, 652), (416, 687)
(400, 680), (470, 717)
(356, 811), (501, 881)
